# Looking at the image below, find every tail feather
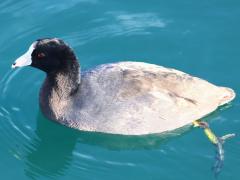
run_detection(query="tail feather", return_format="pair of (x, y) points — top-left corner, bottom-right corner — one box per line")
(218, 87), (236, 106)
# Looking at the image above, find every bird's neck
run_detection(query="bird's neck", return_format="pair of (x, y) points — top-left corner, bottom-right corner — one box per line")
(40, 60), (80, 121)
(46, 58), (81, 99)
(47, 70), (80, 99)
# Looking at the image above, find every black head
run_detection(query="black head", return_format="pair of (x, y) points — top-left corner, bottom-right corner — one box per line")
(12, 38), (79, 74)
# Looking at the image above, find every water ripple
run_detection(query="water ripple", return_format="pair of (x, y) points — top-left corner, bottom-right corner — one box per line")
(104, 160), (136, 167)
(44, 0), (98, 12)
(7, 116), (31, 141)
(73, 151), (97, 161)
(110, 11), (167, 29)
(1, 69), (21, 97)
(63, 11), (168, 46)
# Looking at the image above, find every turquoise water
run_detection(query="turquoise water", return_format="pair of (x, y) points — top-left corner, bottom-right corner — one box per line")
(0, 0), (239, 179)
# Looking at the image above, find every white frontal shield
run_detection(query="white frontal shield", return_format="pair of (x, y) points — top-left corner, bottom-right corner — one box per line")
(12, 42), (36, 68)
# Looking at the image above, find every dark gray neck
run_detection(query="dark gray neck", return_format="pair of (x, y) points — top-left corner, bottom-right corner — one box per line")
(45, 46), (81, 99)
(47, 68), (80, 99)
(40, 62), (80, 121)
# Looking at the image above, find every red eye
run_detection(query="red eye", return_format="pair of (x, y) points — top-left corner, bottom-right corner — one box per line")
(37, 52), (46, 58)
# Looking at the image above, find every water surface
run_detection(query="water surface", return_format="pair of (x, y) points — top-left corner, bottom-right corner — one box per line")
(0, 0), (240, 179)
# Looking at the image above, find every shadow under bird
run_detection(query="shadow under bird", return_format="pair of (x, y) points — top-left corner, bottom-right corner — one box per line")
(12, 38), (236, 135)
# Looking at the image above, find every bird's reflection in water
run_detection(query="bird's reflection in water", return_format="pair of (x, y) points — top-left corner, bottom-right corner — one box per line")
(25, 112), (79, 179)
(25, 111), (191, 179)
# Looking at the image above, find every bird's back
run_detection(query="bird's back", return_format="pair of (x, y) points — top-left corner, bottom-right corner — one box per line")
(70, 62), (235, 135)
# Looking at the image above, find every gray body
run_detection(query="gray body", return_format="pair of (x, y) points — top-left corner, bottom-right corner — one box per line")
(39, 62), (235, 135)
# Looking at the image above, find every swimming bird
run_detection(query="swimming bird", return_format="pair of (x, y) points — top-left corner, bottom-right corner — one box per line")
(12, 38), (236, 135)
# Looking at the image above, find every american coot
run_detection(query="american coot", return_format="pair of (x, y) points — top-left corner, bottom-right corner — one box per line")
(12, 38), (235, 135)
